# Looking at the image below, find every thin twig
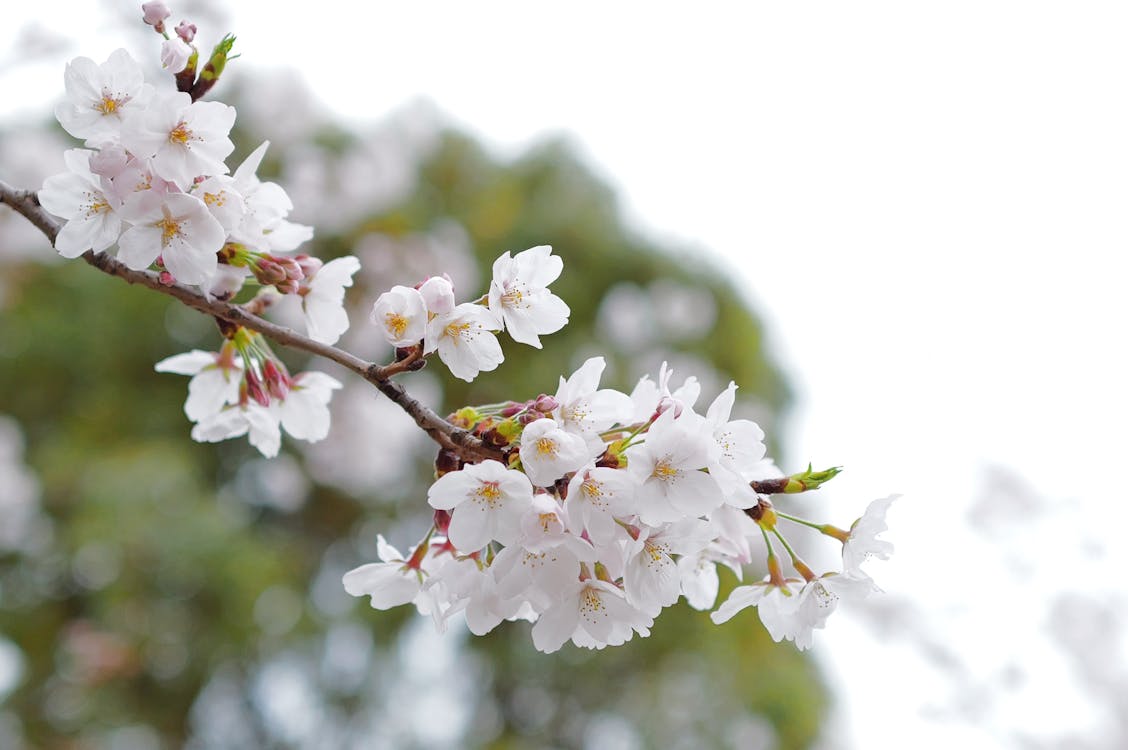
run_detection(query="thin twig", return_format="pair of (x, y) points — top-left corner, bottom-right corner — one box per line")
(0, 179), (499, 462)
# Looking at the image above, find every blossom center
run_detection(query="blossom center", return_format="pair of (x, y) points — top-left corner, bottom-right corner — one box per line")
(158, 217), (184, 246)
(580, 587), (608, 624)
(385, 312), (408, 339)
(444, 321), (471, 343)
(535, 437), (558, 456)
(651, 459), (680, 483)
(95, 92), (128, 115)
(473, 480), (502, 508)
(169, 121), (194, 145)
(203, 191), (226, 208)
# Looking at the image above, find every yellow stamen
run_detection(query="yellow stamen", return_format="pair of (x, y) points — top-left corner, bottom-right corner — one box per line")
(158, 217), (182, 246)
(385, 313), (408, 339)
(169, 122), (192, 145)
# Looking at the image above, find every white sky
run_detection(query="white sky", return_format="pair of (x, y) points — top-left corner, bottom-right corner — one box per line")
(4, 2), (1128, 748)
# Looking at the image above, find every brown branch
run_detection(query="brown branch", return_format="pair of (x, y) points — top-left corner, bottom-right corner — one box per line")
(0, 179), (499, 462)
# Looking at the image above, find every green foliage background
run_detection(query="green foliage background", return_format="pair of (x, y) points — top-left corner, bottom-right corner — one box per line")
(0, 87), (826, 748)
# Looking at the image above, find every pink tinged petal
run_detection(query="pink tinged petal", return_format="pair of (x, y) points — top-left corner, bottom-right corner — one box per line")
(54, 218), (103, 258)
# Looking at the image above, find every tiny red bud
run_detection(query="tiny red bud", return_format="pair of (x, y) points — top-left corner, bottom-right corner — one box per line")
(158, 271), (175, 286)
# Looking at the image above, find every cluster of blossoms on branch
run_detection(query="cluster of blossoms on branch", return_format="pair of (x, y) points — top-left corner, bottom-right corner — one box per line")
(5, 3), (898, 655)
(343, 353), (897, 652)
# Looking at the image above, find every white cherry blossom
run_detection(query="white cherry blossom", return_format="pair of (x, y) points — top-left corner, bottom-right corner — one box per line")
(300, 256), (360, 345)
(627, 408), (722, 525)
(517, 418), (591, 488)
(564, 464), (638, 546)
(427, 460), (534, 551)
(424, 303), (503, 382)
(55, 49), (151, 145)
(842, 495), (898, 581)
(487, 245), (570, 348)
(371, 284), (427, 347)
(154, 348), (242, 422)
(704, 382), (767, 506)
(117, 192), (224, 284)
(552, 356), (634, 453)
(122, 92), (236, 188)
(531, 579), (653, 653)
(38, 149), (123, 258)
(342, 535), (426, 610)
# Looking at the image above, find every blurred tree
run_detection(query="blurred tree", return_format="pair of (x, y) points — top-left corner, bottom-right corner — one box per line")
(0, 76), (824, 748)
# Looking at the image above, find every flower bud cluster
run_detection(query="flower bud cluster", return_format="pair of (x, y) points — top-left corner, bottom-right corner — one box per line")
(154, 330), (341, 458)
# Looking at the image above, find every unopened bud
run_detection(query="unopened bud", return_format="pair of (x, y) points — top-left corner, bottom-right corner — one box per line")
(175, 20), (196, 42)
(655, 396), (684, 419)
(275, 279), (300, 295)
(533, 395), (559, 413)
(783, 464), (842, 494)
(189, 34), (236, 101)
(160, 37), (192, 74)
(277, 256), (304, 281)
(141, 1), (171, 32)
(294, 254), (322, 279)
(254, 258), (286, 285)
(89, 144), (129, 179)
(262, 359), (289, 400)
(244, 369), (270, 407)
(158, 270), (175, 286)
(435, 450), (461, 476)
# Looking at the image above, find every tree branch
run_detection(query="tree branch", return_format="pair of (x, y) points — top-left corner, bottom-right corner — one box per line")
(0, 179), (499, 462)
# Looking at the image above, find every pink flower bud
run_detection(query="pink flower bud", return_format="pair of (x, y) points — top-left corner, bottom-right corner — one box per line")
(175, 20), (196, 42)
(262, 359), (290, 400)
(433, 509), (452, 534)
(294, 254), (322, 279)
(534, 395), (559, 413)
(89, 145), (130, 179)
(276, 279), (300, 295)
(655, 396), (684, 419)
(499, 403), (523, 418)
(158, 271), (175, 286)
(160, 37), (192, 74)
(254, 258), (286, 285)
(142, 1), (171, 32)
(244, 369), (271, 407)
(277, 257), (304, 281)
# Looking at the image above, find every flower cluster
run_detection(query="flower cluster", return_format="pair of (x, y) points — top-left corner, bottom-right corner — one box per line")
(36, 8), (365, 457)
(371, 245), (569, 382)
(24, 5), (897, 656)
(344, 356), (897, 652)
(155, 329), (341, 458)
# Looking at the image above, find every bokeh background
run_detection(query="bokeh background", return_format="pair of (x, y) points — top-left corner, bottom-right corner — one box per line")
(3, 2), (1128, 749)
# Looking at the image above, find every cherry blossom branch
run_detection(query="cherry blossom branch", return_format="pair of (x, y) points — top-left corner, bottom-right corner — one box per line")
(0, 179), (499, 462)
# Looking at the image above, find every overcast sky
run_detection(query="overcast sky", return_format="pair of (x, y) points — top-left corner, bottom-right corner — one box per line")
(3, 2), (1128, 748)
